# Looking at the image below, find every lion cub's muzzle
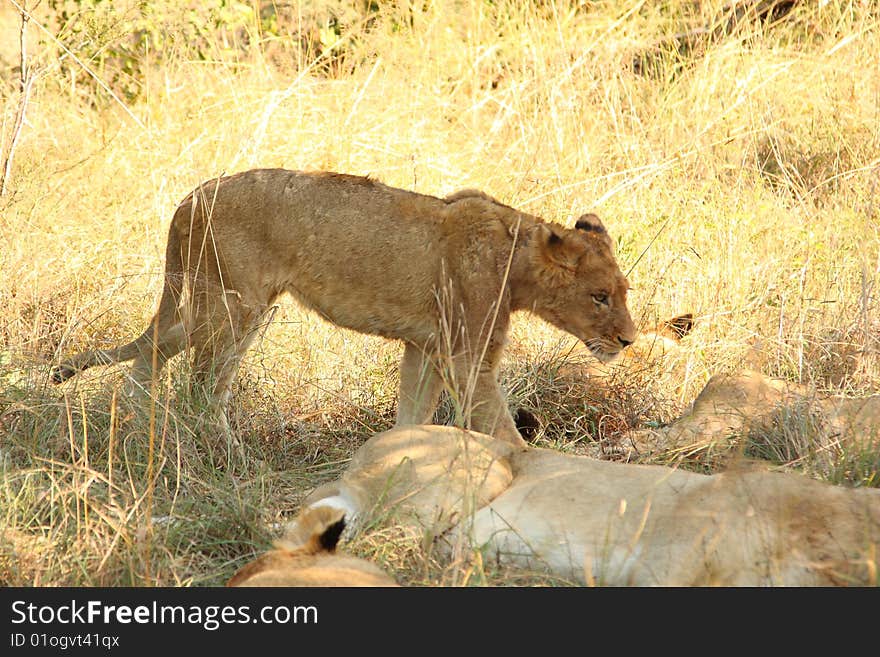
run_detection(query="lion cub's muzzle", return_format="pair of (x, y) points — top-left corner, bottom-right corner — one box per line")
(585, 335), (634, 363)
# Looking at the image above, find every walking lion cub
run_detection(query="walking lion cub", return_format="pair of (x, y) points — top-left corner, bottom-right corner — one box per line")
(53, 169), (635, 446)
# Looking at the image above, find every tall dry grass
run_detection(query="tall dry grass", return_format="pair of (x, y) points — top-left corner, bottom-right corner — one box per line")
(1, 0), (878, 586)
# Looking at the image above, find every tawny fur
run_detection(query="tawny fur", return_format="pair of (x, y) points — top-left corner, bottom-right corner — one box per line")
(301, 425), (880, 586)
(628, 369), (880, 457)
(53, 169), (636, 446)
(227, 506), (397, 587)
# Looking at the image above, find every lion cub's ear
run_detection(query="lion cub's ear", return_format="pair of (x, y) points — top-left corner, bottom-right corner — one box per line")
(575, 213), (613, 249)
(575, 213), (605, 233)
(444, 188), (501, 205)
(534, 224), (583, 275)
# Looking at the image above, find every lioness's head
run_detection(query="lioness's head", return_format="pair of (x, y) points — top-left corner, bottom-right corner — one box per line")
(527, 213), (636, 362)
(227, 505), (398, 587)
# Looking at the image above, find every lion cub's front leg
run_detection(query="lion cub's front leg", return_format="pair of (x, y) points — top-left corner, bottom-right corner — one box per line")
(394, 342), (524, 448)
(396, 343), (444, 425)
(452, 354), (526, 448)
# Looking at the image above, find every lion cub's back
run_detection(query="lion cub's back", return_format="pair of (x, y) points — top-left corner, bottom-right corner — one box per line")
(181, 168), (444, 245)
(174, 168), (448, 339)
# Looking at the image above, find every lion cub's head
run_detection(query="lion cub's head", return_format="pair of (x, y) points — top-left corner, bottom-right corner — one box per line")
(527, 213), (636, 363)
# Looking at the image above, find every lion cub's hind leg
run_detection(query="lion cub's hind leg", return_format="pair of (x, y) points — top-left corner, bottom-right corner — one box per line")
(123, 321), (188, 401)
(187, 294), (270, 460)
(52, 309), (188, 406)
(52, 257), (190, 393)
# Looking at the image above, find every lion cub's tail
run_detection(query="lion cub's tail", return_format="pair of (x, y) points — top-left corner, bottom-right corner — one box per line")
(51, 222), (188, 384)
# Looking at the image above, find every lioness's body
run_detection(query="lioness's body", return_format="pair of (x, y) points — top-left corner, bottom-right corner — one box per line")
(54, 169), (635, 446)
(300, 426), (880, 586)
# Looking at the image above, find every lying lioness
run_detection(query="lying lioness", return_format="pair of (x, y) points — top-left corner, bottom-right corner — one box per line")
(627, 369), (880, 459)
(53, 169), (636, 446)
(299, 425), (880, 586)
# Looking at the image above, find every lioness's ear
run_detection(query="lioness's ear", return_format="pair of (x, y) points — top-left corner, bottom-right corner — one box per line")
(279, 505), (347, 554)
(657, 313), (695, 341)
(535, 224), (582, 273)
(315, 515), (346, 553)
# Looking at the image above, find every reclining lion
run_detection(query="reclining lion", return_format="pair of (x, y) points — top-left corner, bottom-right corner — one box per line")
(52, 169), (636, 447)
(627, 369), (880, 459)
(298, 425), (879, 586)
(469, 448), (879, 585)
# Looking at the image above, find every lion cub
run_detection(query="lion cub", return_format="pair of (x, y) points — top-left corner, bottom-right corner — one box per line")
(53, 169), (635, 447)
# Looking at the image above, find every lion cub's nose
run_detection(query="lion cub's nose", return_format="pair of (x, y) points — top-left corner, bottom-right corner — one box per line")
(618, 336), (634, 348)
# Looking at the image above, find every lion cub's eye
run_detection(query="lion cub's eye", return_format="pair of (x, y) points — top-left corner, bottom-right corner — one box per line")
(592, 293), (609, 306)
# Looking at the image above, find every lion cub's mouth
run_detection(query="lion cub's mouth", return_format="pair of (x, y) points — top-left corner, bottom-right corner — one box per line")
(584, 340), (623, 364)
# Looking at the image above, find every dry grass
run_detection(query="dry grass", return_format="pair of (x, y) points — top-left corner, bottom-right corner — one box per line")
(1, 0), (878, 586)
